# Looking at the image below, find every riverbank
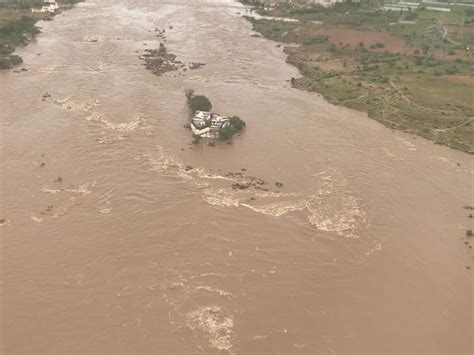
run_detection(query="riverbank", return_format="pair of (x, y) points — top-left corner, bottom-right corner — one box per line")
(240, 1), (474, 153)
(0, 0), (82, 69)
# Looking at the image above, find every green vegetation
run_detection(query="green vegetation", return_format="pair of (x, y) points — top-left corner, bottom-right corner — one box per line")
(141, 43), (183, 75)
(158, 42), (166, 56)
(0, 15), (38, 68)
(0, 1), (82, 69)
(241, 1), (474, 152)
(185, 89), (246, 141)
(230, 115), (246, 131)
(218, 126), (236, 140)
(219, 116), (246, 140)
(185, 89), (212, 112)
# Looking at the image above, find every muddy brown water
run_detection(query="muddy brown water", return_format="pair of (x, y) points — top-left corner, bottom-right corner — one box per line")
(0, 1), (472, 354)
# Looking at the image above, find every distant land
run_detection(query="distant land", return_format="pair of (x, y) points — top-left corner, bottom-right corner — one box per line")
(240, 0), (474, 152)
(0, 0), (82, 69)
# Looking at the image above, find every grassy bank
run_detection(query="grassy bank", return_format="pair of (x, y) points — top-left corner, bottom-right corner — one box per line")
(242, 1), (474, 153)
(0, 0), (81, 69)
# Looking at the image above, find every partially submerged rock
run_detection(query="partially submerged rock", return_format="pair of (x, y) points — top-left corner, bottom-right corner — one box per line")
(189, 62), (206, 70)
(232, 182), (251, 190)
(140, 46), (184, 76)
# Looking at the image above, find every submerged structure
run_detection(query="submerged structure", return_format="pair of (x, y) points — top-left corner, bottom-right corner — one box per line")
(191, 111), (230, 139)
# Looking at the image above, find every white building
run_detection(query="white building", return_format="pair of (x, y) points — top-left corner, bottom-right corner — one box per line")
(31, 0), (59, 13)
(191, 111), (230, 139)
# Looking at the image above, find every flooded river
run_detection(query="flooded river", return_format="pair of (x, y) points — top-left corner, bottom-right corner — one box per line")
(1, 1), (472, 354)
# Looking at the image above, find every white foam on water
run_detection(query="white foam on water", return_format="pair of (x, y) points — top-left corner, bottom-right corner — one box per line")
(200, 170), (369, 238)
(142, 148), (193, 181)
(86, 112), (145, 132)
(195, 286), (232, 298)
(97, 194), (112, 214)
(365, 243), (383, 256)
(203, 189), (240, 207)
(186, 305), (234, 351)
(41, 187), (62, 194)
(190, 273), (225, 279)
(306, 195), (367, 238)
(397, 137), (417, 151)
(31, 215), (46, 223)
(196, 169), (237, 182)
(51, 95), (144, 133)
(30, 207), (66, 223)
(241, 200), (308, 217)
(65, 181), (96, 195)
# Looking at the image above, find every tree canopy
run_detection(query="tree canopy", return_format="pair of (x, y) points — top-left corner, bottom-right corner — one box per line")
(188, 94), (212, 113)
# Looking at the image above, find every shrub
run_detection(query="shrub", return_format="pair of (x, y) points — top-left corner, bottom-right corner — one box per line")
(185, 89), (212, 112)
(8, 54), (22, 65)
(188, 95), (212, 112)
(158, 43), (166, 56)
(0, 54), (23, 69)
(302, 35), (328, 46)
(0, 58), (11, 69)
(185, 88), (195, 101)
(445, 68), (457, 75)
(218, 126), (236, 140)
(230, 116), (246, 131)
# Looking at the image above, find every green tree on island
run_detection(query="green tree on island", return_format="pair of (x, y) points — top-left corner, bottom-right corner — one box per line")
(185, 90), (212, 112)
(185, 89), (246, 140)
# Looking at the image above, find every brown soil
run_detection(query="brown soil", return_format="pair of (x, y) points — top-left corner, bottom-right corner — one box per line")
(316, 28), (414, 54)
(447, 25), (474, 34)
(444, 75), (474, 86)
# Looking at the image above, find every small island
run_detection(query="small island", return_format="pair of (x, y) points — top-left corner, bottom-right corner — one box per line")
(140, 43), (184, 76)
(140, 41), (205, 76)
(185, 89), (246, 141)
